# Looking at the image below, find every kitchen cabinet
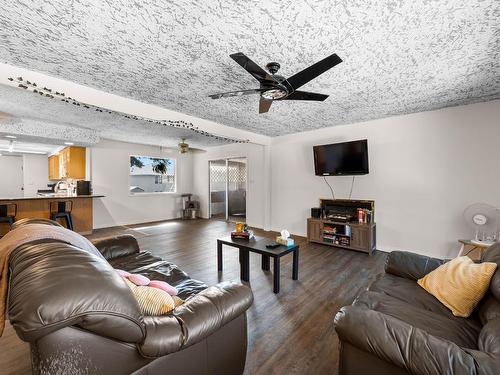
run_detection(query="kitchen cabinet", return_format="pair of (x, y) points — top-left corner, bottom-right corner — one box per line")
(49, 155), (60, 180)
(48, 154), (60, 180)
(48, 146), (86, 180)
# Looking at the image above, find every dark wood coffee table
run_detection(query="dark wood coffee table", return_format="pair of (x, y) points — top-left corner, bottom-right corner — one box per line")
(217, 236), (299, 293)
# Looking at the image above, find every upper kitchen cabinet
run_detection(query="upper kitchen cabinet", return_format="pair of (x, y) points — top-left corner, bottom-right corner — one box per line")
(49, 146), (86, 180)
(48, 154), (60, 180)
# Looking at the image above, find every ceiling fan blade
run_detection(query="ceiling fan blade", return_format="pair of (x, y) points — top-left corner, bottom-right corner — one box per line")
(286, 53), (342, 90)
(230, 52), (276, 83)
(284, 91), (329, 101)
(209, 89), (263, 99)
(259, 98), (272, 113)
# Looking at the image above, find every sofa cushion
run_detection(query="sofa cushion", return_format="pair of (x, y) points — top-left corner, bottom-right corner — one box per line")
(478, 318), (500, 353)
(385, 250), (444, 280)
(8, 241), (145, 343)
(148, 280), (178, 296)
(417, 256), (497, 317)
(369, 274), (482, 335)
(124, 279), (180, 315)
(354, 290), (480, 349)
(108, 251), (207, 300)
(138, 282), (253, 357)
(477, 294), (500, 326)
(369, 274), (455, 317)
(92, 235), (140, 260)
(481, 242), (500, 300)
(334, 305), (496, 375)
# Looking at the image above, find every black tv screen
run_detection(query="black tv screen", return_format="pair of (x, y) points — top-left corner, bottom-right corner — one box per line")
(313, 140), (369, 176)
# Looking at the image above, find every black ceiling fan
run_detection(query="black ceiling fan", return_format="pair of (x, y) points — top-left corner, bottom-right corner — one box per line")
(209, 52), (342, 113)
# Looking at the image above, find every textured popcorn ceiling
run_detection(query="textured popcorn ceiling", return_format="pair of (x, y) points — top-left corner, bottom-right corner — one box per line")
(0, 0), (499, 137)
(0, 85), (231, 148)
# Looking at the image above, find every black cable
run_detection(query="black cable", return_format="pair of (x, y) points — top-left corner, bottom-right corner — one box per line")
(348, 176), (355, 200)
(323, 176), (335, 199)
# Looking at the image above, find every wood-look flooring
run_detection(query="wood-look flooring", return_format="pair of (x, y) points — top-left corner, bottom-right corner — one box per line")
(0, 219), (387, 375)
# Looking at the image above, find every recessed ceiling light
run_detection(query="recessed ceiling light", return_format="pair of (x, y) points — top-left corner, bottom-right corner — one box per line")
(64, 142), (74, 145)
(5, 135), (16, 139)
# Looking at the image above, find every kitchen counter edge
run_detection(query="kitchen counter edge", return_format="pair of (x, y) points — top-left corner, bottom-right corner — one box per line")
(0, 195), (105, 201)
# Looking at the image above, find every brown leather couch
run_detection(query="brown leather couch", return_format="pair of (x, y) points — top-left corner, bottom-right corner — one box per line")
(7, 219), (253, 374)
(334, 245), (500, 375)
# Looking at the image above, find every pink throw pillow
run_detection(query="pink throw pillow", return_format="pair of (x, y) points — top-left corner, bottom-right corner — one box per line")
(127, 273), (150, 286)
(115, 269), (131, 277)
(148, 280), (178, 296)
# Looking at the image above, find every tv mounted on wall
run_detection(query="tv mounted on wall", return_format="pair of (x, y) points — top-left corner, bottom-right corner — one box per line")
(313, 139), (369, 176)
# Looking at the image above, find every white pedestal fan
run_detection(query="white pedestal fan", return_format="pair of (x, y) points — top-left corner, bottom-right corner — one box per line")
(463, 203), (500, 246)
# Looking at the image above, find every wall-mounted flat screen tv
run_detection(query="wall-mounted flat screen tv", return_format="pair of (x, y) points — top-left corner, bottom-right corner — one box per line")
(313, 139), (369, 176)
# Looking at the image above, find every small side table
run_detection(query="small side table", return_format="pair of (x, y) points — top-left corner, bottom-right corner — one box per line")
(458, 239), (492, 260)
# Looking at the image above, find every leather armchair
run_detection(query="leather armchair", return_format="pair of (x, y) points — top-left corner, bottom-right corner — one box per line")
(6, 219), (253, 374)
(334, 248), (500, 375)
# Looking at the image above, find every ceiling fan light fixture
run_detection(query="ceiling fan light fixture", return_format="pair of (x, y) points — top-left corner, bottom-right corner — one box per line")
(178, 139), (189, 154)
(261, 89), (288, 100)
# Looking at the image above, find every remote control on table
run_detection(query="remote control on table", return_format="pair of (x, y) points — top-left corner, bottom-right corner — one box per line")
(266, 243), (280, 249)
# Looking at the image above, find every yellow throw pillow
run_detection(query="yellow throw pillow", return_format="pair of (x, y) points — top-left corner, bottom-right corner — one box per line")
(418, 256), (497, 317)
(124, 279), (183, 315)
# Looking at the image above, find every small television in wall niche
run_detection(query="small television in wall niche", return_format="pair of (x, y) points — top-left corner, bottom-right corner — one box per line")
(313, 139), (369, 176)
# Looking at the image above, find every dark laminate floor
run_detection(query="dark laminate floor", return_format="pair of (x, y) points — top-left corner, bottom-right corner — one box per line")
(0, 219), (386, 375)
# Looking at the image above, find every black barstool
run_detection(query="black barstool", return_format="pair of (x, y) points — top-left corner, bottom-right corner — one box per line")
(50, 201), (74, 231)
(0, 203), (17, 228)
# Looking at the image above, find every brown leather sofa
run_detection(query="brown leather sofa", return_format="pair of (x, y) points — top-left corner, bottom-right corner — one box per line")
(334, 245), (500, 375)
(7, 219), (253, 374)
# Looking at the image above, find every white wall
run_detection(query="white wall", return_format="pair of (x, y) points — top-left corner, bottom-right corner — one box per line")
(192, 143), (269, 229)
(0, 155), (23, 197)
(91, 139), (193, 228)
(22, 154), (49, 196)
(270, 100), (500, 258)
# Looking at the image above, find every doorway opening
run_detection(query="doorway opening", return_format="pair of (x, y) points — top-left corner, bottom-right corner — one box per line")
(209, 157), (247, 223)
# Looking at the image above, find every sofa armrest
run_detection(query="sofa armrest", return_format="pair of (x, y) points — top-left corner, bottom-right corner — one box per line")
(384, 251), (444, 280)
(334, 306), (500, 375)
(138, 281), (253, 357)
(91, 234), (140, 260)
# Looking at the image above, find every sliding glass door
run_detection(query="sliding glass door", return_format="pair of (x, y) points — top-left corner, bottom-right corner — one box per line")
(209, 157), (247, 222)
(227, 158), (247, 222)
(209, 159), (227, 220)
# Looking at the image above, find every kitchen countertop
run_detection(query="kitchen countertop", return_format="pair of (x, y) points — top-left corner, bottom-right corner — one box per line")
(0, 195), (105, 201)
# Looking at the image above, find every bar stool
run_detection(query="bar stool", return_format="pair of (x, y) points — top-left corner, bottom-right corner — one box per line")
(50, 201), (74, 231)
(0, 203), (17, 228)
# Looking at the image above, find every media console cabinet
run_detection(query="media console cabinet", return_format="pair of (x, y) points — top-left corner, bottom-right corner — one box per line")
(307, 218), (376, 255)
(307, 199), (376, 255)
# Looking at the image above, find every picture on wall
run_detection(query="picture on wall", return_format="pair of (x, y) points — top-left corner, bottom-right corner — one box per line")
(129, 155), (176, 194)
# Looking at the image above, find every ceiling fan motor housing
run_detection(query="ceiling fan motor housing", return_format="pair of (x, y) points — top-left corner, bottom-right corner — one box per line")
(265, 61), (281, 74)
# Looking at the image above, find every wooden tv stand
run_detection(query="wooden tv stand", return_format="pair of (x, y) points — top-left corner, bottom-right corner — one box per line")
(307, 218), (376, 255)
